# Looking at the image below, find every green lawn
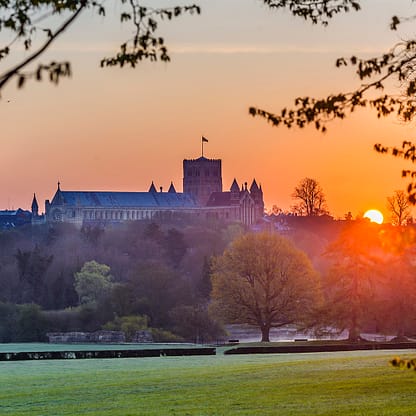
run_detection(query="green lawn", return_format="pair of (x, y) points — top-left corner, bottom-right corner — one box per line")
(1, 349), (416, 415)
(0, 343), (197, 353)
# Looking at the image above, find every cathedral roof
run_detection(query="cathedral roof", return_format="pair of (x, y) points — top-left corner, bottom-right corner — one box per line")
(148, 182), (157, 193)
(49, 191), (198, 209)
(206, 192), (235, 207)
(51, 182), (65, 205)
(168, 182), (176, 193)
(230, 178), (240, 193)
(250, 179), (259, 192)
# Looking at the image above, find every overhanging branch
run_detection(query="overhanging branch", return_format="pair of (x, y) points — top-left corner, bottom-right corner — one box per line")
(0, 1), (87, 92)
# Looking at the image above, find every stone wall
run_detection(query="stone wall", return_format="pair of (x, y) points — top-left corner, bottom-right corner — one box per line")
(132, 330), (153, 343)
(47, 331), (125, 343)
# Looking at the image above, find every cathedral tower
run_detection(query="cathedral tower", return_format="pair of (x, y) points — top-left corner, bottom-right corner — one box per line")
(183, 157), (222, 205)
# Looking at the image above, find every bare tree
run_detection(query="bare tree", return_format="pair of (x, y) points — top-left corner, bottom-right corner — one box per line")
(387, 190), (412, 226)
(292, 177), (328, 216)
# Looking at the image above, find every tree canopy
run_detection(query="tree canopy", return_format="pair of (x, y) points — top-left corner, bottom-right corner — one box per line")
(74, 260), (113, 305)
(211, 232), (321, 342)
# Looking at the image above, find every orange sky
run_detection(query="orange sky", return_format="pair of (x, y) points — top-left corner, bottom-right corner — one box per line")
(1, 0), (415, 220)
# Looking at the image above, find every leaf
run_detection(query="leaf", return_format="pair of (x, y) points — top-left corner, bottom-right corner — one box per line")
(17, 75), (25, 89)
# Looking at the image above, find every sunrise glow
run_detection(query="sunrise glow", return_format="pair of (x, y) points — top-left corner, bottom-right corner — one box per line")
(0, 1), (415, 217)
(363, 209), (384, 224)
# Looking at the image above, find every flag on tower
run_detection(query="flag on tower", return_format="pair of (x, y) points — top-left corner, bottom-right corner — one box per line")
(202, 136), (208, 143)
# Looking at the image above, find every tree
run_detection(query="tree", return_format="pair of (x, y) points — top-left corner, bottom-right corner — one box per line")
(387, 190), (412, 226)
(163, 228), (188, 268)
(74, 260), (113, 305)
(15, 246), (53, 304)
(323, 221), (385, 342)
(169, 304), (225, 343)
(211, 232), (321, 342)
(15, 303), (47, 342)
(292, 177), (328, 216)
(127, 262), (189, 327)
(380, 248), (416, 340)
(196, 256), (213, 300)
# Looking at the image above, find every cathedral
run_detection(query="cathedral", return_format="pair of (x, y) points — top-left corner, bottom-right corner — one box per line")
(36, 154), (264, 227)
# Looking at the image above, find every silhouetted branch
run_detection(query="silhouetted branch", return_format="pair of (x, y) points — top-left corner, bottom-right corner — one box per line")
(263, 0), (361, 25)
(0, 1), (87, 92)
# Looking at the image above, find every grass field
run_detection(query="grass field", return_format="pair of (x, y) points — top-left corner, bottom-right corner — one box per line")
(0, 343), (197, 353)
(1, 348), (416, 415)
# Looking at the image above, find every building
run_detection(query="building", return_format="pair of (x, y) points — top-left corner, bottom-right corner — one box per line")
(0, 208), (32, 229)
(39, 155), (264, 227)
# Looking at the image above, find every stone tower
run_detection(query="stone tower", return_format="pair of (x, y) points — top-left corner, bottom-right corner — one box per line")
(250, 179), (264, 219)
(183, 157), (222, 205)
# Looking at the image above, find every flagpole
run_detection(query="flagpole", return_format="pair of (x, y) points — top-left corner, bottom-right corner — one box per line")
(201, 136), (208, 157)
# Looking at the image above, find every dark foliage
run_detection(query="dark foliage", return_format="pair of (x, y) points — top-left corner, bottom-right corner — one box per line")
(0, 220), (228, 341)
(0, 1), (200, 93)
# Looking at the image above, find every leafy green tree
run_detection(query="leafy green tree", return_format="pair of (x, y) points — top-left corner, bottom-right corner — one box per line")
(211, 232), (322, 342)
(74, 260), (113, 305)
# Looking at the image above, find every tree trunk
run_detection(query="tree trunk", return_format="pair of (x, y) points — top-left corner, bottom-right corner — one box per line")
(260, 324), (270, 342)
(347, 327), (361, 342)
(393, 327), (409, 342)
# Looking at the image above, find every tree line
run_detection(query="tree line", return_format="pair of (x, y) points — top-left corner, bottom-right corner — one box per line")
(212, 220), (416, 342)
(0, 219), (238, 342)
(1, 213), (416, 343)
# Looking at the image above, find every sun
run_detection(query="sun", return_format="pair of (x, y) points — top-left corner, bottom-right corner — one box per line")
(363, 209), (384, 224)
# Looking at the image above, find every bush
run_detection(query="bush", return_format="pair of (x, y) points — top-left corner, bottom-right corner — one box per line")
(16, 304), (47, 342)
(103, 315), (148, 341)
(150, 328), (184, 343)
